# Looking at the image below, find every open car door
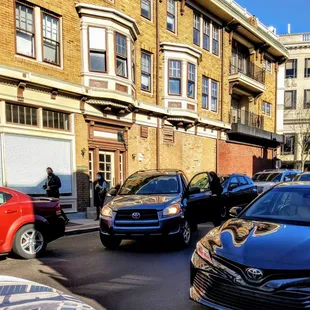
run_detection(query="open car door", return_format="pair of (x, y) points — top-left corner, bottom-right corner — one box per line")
(185, 172), (212, 224)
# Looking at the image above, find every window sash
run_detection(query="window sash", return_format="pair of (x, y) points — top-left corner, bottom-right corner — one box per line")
(187, 64), (195, 98)
(193, 14), (200, 45)
(116, 57), (128, 77)
(141, 0), (151, 20)
(6, 103), (38, 126)
(284, 90), (297, 109)
(141, 52), (152, 91)
(212, 25), (219, 55)
(90, 51), (106, 72)
(203, 20), (210, 51)
(169, 60), (181, 78)
(305, 89), (310, 108)
(211, 81), (218, 111)
(285, 59), (297, 78)
(281, 135), (295, 154)
(43, 110), (70, 130)
(169, 60), (181, 95)
(262, 102), (271, 116)
(116, 33), (127, 57)
(305, 59), (310, 78)
(167, 0), (175, 15)
(202, 77), (209, 109)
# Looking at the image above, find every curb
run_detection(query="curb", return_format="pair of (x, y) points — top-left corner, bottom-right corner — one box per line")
(65, 226), (99, 236)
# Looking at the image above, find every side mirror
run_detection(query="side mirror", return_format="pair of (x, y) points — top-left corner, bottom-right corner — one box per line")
(188, 186), (200, 195)
(229, 183), (238, 191)
(229, 206), (242, 218)
(109, 188), (117, 197)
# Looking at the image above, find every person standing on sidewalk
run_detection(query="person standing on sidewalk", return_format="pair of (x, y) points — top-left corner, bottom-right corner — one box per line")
(43, 167), (69, 224)
(209, 171), (223, 227)
(94, 172), (107, 221)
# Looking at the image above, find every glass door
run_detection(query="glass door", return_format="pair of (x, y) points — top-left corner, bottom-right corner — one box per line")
(99, 151), (115, 189)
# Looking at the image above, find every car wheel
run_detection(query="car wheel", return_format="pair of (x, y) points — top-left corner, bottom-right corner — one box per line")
(100, 233), (121, 250)
(178, 220), (192, 249)
(12, 224), (47, 259)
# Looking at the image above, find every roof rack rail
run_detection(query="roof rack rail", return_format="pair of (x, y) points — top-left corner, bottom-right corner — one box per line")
(135, 169), (185, 174)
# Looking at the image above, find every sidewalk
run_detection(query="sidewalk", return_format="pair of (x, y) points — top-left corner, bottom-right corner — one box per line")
(65, 218), (100, 235)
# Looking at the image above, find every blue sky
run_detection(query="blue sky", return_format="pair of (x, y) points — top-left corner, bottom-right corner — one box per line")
(236, 0), (310, 34)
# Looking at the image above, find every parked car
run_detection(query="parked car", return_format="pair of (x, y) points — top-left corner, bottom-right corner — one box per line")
(0, 276), (94, 309)
(294, 172), (310, 181)
(99, 170), (257, 250)
(190, 182), (310, 310)
(219, 174), (258, 218)
(252, 169), (301, 193)
(0, 187), (65, 259)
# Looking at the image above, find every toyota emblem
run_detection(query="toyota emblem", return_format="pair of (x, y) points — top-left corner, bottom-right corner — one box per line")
(246, 268), (264, 281)
(132, 212), (141, 220)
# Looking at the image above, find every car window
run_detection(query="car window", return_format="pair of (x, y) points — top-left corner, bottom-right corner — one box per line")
(300, 174), (310, 181)
(246, 176), (253, 185)
(243, 187), (310, 225)
(119, 174), (180, 195)
(189, 173), (210, 192)
(238, 176), (248, 186)
(230, 177), (239, 184)
(253, 173), (282, 182)
(180, 174), (187, 192)
(0, 192), (12, 206)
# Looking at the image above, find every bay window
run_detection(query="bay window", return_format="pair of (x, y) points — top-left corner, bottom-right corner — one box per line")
(169, 60), (181, 95)
(116, 33), (128, 78)
(15, 2), (35, 58)
(88, 27), (106, 72)
(187, 63), (195, 98)
(42, 13), (60, 65)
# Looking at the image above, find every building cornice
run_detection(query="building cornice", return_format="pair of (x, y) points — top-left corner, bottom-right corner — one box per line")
(160, 42), (202, 59)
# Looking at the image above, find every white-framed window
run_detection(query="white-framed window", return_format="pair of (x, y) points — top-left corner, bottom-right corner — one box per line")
(202, 76), (209, 109)
(212, 25), (219, 56)
(15, 2), (35, 58)
(116, 32), (128, 78)
(284, 90), (297, 110)
(167, 0), (176, 33)
(203, 19), (210, 51)
(187, 63), (195, 98)
(88, 27), (106, 72)
(141, 0), (151, 20)
(263, 57), (272, 73)
(211, 80), (218, 112)
(141, 51), (152, 92)
(262, 102), (271, 117)
(168, 60), (181, 95)
(193, 13), (200, 46)
(42, 13), (60, 65)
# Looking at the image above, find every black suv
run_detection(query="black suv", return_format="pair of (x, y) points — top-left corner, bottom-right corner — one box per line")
(99, 170), (257, 250)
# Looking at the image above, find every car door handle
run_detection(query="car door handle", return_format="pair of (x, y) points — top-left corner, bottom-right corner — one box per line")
(5, 210), (17, 214)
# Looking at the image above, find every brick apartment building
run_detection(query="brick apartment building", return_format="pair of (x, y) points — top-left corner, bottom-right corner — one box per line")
(0, 0), (288, 215)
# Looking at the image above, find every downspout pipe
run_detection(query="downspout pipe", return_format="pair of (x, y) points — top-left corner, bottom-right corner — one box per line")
(156, 0), (160, 170)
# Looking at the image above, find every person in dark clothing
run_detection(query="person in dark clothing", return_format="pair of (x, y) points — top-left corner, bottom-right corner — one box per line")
(209, 171), (223, 227)
(43, 167), (69, 224)
(94, 172), (107, 221)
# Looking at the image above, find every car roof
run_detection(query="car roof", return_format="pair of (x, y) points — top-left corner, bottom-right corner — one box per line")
(134, 169), (184, 175)
(275, 182), (310, 189)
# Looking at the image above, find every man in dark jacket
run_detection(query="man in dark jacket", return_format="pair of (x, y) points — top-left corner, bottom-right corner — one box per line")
(43, 167), (69, 224)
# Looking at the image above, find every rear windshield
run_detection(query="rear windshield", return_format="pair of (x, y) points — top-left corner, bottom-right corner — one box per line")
(119, 174), (180, 195)
(252, 173), (282, 182)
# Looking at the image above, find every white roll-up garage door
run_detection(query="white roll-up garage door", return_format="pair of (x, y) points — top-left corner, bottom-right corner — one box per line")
(4, 134), (72, 195)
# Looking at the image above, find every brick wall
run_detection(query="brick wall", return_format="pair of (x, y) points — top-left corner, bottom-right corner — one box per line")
(218, 140), (274, 177)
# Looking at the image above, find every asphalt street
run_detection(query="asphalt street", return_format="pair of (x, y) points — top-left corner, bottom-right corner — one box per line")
(0, 224), (213, 310)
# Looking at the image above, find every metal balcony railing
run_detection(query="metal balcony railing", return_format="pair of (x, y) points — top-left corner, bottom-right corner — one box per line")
(230, 60), (265, 84)
(229, 108), (264, 129)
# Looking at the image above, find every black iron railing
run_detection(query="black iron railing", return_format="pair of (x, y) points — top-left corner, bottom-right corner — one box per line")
(230, 59), (265, 84)
(229, 108), (264, 129)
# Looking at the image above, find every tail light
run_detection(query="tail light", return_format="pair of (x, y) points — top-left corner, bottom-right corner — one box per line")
(55, 204), (62, 216)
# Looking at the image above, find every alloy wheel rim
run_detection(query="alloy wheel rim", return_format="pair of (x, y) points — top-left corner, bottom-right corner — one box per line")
(183, 221), (191, 244)
(20, 229), (44, 255)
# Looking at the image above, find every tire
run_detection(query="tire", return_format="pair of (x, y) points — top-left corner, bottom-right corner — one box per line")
(100, 233), (121, 250)
(12, 224), (47, 259)
(177, 219), (192, 249)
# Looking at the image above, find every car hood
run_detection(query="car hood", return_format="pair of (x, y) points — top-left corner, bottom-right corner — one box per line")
(108, 194), (180, 211)
(201, 218), (310, 270)
(254, 182), (275, 188)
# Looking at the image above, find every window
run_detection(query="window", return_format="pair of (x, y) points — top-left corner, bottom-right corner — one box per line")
(141, 51), (152, 92)
(187, 63), (195, 98)
(202, 76), (209, 109)
(116, 33), (128, 78)
(168, 60), (181, 95)
(281, 135), (295, 155)
(167, 0), (176, 33)
(163, 125), (174, 143)
(305, 58), (310, 78)
(203, 19), (210, 51)
(211, 80), (218, 112)
(238, 176), (248, 186)
(263, 57), (272, 72)
(43, 110), (70, 130)
(304, 136), (310, 152)
(284, 90), (297, 109)
(15, 2), (35, 58)
(303, 34), (310, 42)
(212, 25), (219, 56)
(193, 13), (200, 46)
(262, 102), (271, 116)
(6, 103), (37, 126)
(305, 90), (310, 108)
(42, 13), (60, 65)
(132, 46), (136, 83)
(285, 59), (297, 78)
(141, 0), (151, 20)
(0, 193), (13, 206)
(189, 172), (210, 192)
(88, 27), (106, 72)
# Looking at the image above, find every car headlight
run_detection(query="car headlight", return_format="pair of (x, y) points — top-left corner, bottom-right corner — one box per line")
(196, 242), (213, 264)
(163, 204), (181, 217)
(101, 206), (113, 218)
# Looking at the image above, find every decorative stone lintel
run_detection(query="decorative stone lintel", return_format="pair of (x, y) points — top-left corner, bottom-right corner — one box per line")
(51, 88), (58, 100)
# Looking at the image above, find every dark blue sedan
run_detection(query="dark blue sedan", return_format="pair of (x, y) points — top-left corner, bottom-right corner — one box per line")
(190, 182), (310, 310)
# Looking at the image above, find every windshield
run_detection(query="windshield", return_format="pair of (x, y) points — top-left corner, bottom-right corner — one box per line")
(242, 187), (310, 225)
(252, 173), (282, 182)
(119, 174), (180, 195)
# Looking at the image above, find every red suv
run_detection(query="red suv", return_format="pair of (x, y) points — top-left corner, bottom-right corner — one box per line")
(0, 187), (65, 259)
